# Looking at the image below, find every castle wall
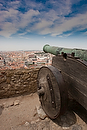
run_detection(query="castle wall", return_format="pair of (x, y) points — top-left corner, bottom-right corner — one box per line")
(0, 68), (39, 98)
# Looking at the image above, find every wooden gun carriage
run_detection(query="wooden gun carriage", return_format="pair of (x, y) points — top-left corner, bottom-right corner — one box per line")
(37, 45), (87, 119)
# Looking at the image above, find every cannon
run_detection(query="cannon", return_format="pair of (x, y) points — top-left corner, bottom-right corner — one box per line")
(37, 45), (87, 119)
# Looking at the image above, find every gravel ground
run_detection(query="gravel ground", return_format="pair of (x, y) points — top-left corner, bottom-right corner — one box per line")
(0, 93), (87, 130)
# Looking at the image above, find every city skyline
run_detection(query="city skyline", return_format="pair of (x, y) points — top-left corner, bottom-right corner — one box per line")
(0, 0), (87, 51)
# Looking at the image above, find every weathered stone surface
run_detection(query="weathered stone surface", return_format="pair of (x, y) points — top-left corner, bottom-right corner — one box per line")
(6, 77), (11, 83)
(71, 125), (82, 130)
(3, 101), (14, 108)
(31, 121), (36, 125)
(0, 104), (4, 115)
(0, 68), (39, 99)
(36, 105), (47, 120)
(24, 121), (30, 126)
(14, 100), (20, 106)
(35, 118), (40, 123)
(0, 77), (6, 83)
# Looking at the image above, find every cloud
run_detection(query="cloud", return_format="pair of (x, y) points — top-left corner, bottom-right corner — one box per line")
(8, 1), (20, 9)
(0, 7), (40, 37)
(57, 33), (72, 38)
(71, 0), (82, 4)
(0, 0), (73, 38)
(32, 19), (53, 31)
(19, 0), (44, 11)
(0, 0), (20, 10)
(0, 8), (19, 37)
(46, 0), (72, 16)
(0, 8), (19, 23)
(41, 10), (59, 21)
(84, 31), (87, 35)
(19, 9), (40, 28)
(29, 0), (72, 34)
(53, 12), (87, 34)
(64, 33), (72, 37)
(0, 3), (3, 6)
(10, 1), (20, 5)
(19, 32), (27, 36)
(0, 22), (18, 38)
(37, 12), (87, 36)
(0, 0), (87, 38)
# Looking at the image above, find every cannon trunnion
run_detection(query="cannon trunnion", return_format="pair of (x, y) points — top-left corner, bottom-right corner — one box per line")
(37, 45), (87, 119)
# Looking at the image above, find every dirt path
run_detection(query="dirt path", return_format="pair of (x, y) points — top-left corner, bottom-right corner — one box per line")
(0, 93), (87, 130)
(0, 93), (40, 130)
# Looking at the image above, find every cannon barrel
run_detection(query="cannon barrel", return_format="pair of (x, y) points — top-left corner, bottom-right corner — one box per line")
(43, 44), (87, 61)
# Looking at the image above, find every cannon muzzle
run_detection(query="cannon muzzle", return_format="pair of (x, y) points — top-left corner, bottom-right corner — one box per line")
(43, 44), (87, 61)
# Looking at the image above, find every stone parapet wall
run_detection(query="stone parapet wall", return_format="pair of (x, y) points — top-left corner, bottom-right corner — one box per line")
(0, 68), (39, 98)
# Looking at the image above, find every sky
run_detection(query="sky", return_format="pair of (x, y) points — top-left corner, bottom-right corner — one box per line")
(0, 0), (87, 51)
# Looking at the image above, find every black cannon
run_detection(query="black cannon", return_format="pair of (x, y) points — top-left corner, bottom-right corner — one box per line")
(37, 45), (87, 119)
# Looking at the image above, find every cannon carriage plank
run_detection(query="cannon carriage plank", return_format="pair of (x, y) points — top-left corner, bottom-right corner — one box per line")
(52, 56), (87, 110)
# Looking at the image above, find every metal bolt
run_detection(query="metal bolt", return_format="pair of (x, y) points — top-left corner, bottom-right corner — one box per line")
(52, 101), (54, 104)
(47, 76), (49, 80)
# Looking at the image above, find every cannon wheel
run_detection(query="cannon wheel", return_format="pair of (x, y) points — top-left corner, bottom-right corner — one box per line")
(37, 66), (67, 119)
